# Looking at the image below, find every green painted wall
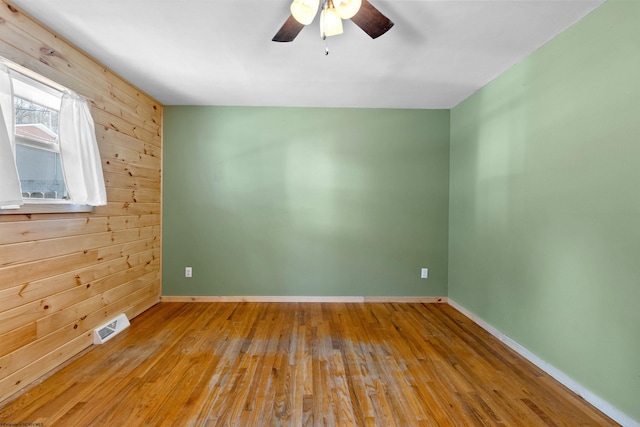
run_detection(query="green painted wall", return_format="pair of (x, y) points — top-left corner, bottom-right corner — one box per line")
(449, 0), (640, 421)
(163, 107), (450, 297)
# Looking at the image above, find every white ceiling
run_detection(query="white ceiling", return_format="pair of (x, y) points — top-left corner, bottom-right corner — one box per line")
(11, 0), (606, 109)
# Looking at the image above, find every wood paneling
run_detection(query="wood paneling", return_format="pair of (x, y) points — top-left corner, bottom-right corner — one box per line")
(0, 1), (162, 404)
(0, 303), (618, 425)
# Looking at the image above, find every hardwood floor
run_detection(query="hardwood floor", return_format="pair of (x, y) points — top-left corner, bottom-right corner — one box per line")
(0, 302), (617, 426)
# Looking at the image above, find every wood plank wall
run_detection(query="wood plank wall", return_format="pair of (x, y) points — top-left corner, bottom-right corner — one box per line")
(0, 2), (162, 403)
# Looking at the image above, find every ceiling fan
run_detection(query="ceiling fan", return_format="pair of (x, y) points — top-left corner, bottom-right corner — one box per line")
(272, 0), (394, 43)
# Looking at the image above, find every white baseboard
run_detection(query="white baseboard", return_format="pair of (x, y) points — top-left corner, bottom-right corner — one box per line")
(160, 295), (447, 304)
(448, 299), (638, 427)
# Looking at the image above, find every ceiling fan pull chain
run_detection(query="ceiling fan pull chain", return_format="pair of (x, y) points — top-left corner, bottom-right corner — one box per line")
(325, 37), (329, 55)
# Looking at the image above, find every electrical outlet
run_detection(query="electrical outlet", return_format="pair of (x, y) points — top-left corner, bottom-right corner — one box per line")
(185, 267), (192, 278)
(421, 268), (429, 279)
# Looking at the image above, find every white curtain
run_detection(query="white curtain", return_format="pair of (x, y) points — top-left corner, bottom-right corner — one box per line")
(59, 91), (107, 206)
(0, 65), (23, 209)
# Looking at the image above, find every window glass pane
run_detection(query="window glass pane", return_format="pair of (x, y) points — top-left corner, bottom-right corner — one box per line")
(15, 144), (68, 200)
(15, 97), (59, 136)
(13, 94), (66, 201)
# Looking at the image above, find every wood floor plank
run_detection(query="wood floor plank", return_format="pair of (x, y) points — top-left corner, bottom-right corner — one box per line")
(0, 302), (619, 426)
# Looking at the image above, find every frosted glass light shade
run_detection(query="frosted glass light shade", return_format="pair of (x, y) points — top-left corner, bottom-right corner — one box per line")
(320, 6), (343, 37)
(334, 0), (361, 19)
(291, 0), (320, 25)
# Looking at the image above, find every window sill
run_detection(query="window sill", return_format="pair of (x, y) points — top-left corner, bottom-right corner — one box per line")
(0, 201), (94, 215)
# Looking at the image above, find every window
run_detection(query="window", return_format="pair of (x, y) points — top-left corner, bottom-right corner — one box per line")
(13, 72), (68, 202)
(0, 60), (107, 213)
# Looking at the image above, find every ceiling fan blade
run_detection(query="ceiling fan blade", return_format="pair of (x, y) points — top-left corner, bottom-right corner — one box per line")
(273, 15), (306, 42)
(350, 0), (394, 39)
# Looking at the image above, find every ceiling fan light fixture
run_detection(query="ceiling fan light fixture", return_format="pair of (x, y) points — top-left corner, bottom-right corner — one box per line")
(320, 0), (343, 38)
(333, 0), (361, 19)
(290, 0), (319, 25)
